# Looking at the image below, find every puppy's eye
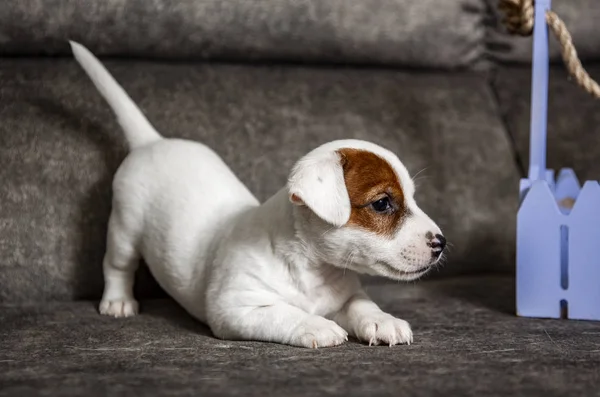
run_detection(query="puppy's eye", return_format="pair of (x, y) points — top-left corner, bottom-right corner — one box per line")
(371, 197), (392, 213)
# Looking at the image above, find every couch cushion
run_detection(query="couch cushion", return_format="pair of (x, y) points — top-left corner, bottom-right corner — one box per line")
(493, 65), (600, 181)
(487, 0), (600, 64)
(2, 276), (600, 396)
(0, 58), (518, 303)
(0, 0), (487, 69)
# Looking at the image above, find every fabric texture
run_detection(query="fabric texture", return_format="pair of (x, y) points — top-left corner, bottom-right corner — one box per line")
(0, 0), (487, 69)
(2, 276), (600, 397)
(486, 0), (600, 64)
(493, 65), (600, 181)
(0, 59), (518, 303)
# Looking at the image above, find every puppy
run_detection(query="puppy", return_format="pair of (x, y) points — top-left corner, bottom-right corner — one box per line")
(70, 41), (446, 348)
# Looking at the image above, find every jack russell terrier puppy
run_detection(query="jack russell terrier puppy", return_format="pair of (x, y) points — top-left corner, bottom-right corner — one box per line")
(70, 41), (446, 348)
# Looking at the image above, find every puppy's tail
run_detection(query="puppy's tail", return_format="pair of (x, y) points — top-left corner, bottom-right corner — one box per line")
(69, 40), (162, 150)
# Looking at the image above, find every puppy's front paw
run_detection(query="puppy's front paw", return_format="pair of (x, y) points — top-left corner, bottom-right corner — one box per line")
(355, 313), (413, 346)
(99, 299), (139, 318)
(290, 316), (348, 349)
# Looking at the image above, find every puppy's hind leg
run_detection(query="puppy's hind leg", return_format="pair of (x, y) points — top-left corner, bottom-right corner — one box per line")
(99, 211), (141, 318)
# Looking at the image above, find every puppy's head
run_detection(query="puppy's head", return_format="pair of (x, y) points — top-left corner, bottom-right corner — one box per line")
(288, 140), (445, 281)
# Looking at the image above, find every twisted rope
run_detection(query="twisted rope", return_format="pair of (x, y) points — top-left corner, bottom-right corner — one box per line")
(499, 0), (600, 99)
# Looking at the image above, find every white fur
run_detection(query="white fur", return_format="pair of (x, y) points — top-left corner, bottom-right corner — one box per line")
(70, 41), (444, 348)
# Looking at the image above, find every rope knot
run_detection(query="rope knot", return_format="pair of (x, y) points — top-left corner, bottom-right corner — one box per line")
(499, 0), (534, 36)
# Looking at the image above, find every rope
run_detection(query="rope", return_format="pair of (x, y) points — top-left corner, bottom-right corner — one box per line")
(499, 0), (600, 99)
(499, 0), (534, 36)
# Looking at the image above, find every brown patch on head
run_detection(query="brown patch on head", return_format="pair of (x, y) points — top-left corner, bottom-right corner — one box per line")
(337, 148), (407, 237)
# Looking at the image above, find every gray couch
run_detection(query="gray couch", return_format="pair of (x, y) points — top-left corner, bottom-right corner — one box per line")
(2, 1), (600, 395)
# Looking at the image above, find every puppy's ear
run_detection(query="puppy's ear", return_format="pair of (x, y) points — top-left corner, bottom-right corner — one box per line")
(287, 151), (350, 227)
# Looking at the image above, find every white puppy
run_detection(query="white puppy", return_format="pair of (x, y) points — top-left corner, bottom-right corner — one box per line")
(70, 41), (446, 348)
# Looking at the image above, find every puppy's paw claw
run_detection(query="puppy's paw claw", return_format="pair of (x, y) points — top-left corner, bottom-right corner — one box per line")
(99, 299), (139, 318)
(357, 313), (412, 347)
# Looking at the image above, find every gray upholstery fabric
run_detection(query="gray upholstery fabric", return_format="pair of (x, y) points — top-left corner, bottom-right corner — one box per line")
(0, 59), (519, 303)
(493, 65), (600, 181)
(0, 0), (487, 69)
(487, 0), (600, 64)
(2, 276), (600, 397)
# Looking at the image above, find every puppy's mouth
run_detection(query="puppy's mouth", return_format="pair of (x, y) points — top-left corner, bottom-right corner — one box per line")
(375, 261), (432, 280)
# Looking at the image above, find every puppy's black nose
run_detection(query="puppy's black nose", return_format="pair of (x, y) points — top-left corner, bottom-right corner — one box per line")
(431, 234), (446, 256)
